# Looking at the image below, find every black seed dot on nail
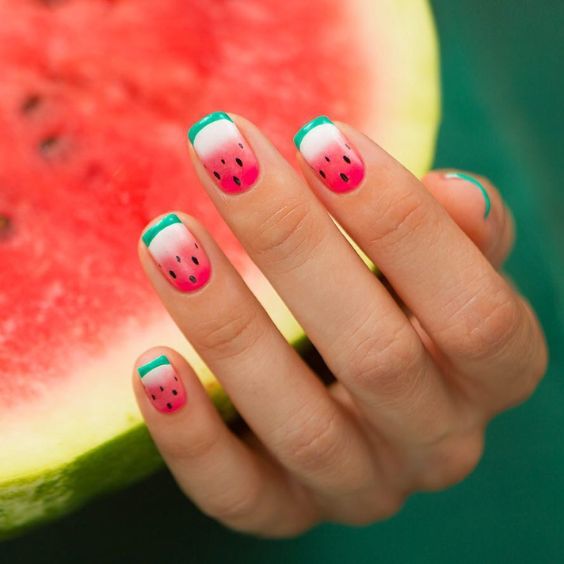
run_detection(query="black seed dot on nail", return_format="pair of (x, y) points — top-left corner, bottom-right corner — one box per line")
(213, 171), (221, 179)
(160, 386), (164, 391)
(176, 256), (181, 262)
(195, 242), (199, 248)
(221, 158), (225, 164)
(172, 390), (178, 395)
(235, 157), (243, 166)
(167, 403), (173, 409)
(151, 394), (156, 400)
(238, 143), (244, 149)
(345, 144), (351, 149)
(174, 376), (178, 381)
(233, 176), (241, 186)
(319, 170), (326, 178)
(192, 256), (199, 265)
(343, 155), (351, 164)
(324, 156), (330, 162)
(340, 173), (349, 182)
(169, 270), (177, 278)
(189, 275), (197, 283)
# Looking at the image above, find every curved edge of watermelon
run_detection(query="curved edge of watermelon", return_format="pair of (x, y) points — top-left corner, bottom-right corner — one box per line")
(0, 0), (440, 539)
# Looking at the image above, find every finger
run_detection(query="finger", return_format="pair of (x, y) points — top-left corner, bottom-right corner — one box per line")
(133, 347), (315, 536)
(295, 117), (545, 408)
(422, 170), (515, 268)
(185, 112), (455, 450)
(138, 213), (380, 508)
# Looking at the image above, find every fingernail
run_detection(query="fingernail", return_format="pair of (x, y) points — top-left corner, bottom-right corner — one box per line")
(142, 213), (212, 292)
(444, 172), (491, 219)
(188, 111), (259, 194)
(294, 116), (364, 193)
(138, 355), (186, 413)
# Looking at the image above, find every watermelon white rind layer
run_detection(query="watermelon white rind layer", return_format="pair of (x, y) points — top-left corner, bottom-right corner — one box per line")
(0, 0), (440, 538)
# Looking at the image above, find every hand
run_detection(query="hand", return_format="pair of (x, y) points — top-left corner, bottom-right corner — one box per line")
(133, 113), (547, 537)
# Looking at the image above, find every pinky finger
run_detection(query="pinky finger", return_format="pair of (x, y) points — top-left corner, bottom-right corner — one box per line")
(133, 347), (316, 537)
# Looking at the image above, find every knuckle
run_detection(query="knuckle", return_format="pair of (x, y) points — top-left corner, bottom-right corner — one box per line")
(251, 197), (325, 271)
(197, 303), (261, 359)
(171, 423), (222, 461)
(447, 289), (521, 362)
(204, 483), (262, 524)
(335, 316), (426, 402)
(418, 432), (484, 491)
(367, 190), (429, 252)
(282, 406), (343, 474)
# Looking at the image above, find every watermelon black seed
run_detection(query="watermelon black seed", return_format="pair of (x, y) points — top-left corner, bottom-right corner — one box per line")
(340, 173), (349, 182)
(172, 390), (178, 395)
(233, 176), (241, 186)
(195, 243), (199, 248)
(21, 94), (42, 115)
(235, 157), (243, 166)
(221, 159), (225, 164)
(151, 395), (156, 400)
(176, 256), (181, 262)
(38, 135), (60, 157)
(213, 171), (221, 179)
(0, 215), (11, 240)
(167, 403), (173, 410)
(345, 144), (351, 149)
(169, 270), (177, 278)
(189, 275), (197, 283)
(238, 143), (244, 149)
(192, 256), (199, 265)
(160, 386), (164, 391)
(343, 155), (351, 163)
(319, 170), (326, 178)
(325, 156), (330, 162)
(174, 377), (178, 381)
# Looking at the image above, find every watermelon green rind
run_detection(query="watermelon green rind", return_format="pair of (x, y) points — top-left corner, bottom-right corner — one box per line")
(293, 116), (333, 149)
(141, 214), (183, 247)
(188, 111), (233, 144)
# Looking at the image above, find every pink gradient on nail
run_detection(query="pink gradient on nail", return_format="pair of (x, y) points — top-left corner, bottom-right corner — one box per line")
(141, 363), (186, 413)
(202, 141), (259, 194)
(309, 140), (364, 193)
(147, 222), (211, 292)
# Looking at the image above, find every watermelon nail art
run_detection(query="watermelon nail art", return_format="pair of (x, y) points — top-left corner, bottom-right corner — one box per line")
(294, 116), (364, 193)
(138, 355), (186, 413)
(142, 213), (211, 292)
(188, 111), (259, 194)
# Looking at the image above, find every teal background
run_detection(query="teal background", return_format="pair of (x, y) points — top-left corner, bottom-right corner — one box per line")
(2, 1), (563, 561)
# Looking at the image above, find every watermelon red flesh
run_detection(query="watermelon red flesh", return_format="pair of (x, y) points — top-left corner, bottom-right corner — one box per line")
(0, 0), (439, 535)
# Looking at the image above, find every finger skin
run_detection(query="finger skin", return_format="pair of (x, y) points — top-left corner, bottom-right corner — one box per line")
(185, 113), (456, 450)
(133, 346), (316, 536)
(296, 119), (546, 410)
(422, 170), (515, 268)
(138, 213), (380, 505)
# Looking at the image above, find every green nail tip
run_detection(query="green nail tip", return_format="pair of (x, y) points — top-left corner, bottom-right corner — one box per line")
(188, 111), (232, 144)
(293, 116), (333, 150)
(138, 355), (171, 378)
(446, 172), (492, 219)
(142, 213), (182, 247)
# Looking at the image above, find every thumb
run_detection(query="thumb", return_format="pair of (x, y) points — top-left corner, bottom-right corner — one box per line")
(422, 170), (515, 269)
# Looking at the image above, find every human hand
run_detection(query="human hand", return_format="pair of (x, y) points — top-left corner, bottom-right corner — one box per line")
(133, 113), (547, 537)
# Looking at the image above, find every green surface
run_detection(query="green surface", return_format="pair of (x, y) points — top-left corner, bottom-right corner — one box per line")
(2, 0), (563, 561)
(293, 115), (332, 149)
(137, 355), (170, 378)
(188, 111), (232, 144)
(141, 213), (182, 247)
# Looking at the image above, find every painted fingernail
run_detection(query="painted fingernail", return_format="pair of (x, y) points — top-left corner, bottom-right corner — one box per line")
(188, 111), (259, 194)
(138, 355), (186, 413)
(142, 213), (211, 292)
(445, 172), (491, 219)
(294, 116), (364, 193)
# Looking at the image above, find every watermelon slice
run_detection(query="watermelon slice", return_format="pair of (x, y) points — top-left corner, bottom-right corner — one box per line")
(0, 0), (440, 537)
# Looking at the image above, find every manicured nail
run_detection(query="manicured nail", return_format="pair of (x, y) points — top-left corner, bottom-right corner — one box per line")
(294, 116), (364, 193)
(138, 355), (186, 413)
(142, 213), (211, 292)
(445, 172), (491, 219)
(188, 111), (259, 194)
